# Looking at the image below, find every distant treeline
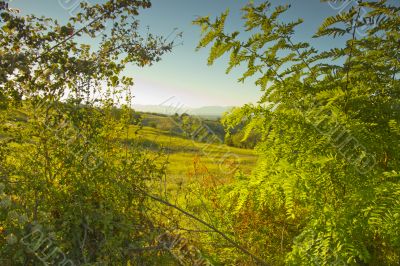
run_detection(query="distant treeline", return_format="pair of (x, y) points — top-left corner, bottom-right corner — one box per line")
(111, 107), (259, 149)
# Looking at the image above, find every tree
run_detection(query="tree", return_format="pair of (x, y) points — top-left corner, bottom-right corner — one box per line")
(0, 1), (179, 264)
(195, 1), (400, 264)
(223, 108), (261, 148)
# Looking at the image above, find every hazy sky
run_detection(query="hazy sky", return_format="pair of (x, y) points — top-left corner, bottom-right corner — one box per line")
(11, 0), (364, 107)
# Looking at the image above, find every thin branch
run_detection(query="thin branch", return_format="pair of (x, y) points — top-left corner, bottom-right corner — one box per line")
(139, 188), (270, 266)
(344, 4), (362, 111)
(285, 36), (313, 75)
(35, 14), (105, 62)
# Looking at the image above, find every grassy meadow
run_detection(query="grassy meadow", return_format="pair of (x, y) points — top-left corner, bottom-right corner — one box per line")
(133, 125), (257, 182)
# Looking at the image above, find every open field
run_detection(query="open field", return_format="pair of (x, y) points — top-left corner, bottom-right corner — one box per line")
(133, 126), (257, 180)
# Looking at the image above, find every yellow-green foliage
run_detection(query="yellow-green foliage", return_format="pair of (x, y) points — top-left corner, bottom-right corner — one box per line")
(195, 1), (400, 265)
(0, 2), (178, 264)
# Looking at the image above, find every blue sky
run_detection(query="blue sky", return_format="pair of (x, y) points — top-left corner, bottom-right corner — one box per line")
(11, 0), (359, 107)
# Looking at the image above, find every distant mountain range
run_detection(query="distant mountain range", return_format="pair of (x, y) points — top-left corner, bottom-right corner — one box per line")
(132, 104), (234, 117)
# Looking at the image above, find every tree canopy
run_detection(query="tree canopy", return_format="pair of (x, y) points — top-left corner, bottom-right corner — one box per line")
(195, 0), (400, 264)
(0, 1), (178, 264)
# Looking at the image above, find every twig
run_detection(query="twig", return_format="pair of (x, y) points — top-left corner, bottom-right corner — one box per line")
(344, 4), (362, 111)
(139, 188), (270, 266)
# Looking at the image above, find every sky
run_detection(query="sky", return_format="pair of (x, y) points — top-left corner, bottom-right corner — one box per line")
(10, 0), (362, 108)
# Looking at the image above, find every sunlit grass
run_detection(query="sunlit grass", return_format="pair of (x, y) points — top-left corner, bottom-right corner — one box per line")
(131, 126), (257, 179)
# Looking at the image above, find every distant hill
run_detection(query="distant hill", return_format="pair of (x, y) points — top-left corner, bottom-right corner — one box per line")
(189, 106), (234, 117)
(133, 104), (234, 118)
(138, 111), (226, 143)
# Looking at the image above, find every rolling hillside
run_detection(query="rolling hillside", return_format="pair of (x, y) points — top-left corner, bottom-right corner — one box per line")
(135, 126), (256, 176)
